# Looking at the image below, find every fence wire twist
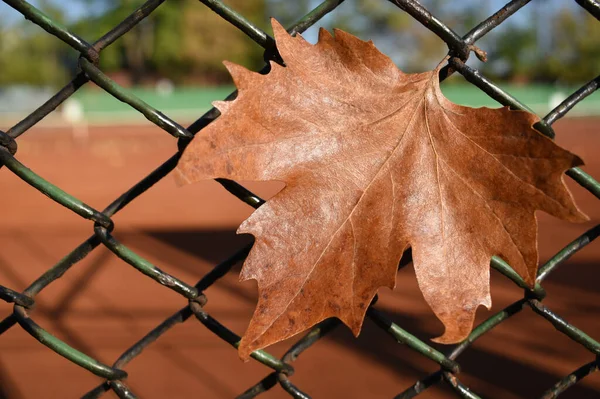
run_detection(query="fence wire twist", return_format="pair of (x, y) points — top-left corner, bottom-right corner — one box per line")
(1, 0), (599, 398)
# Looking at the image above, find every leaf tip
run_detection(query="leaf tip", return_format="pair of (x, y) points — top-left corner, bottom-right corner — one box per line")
(431, 325), (471, 345)
(318, 26), (333, 42)
(270, 17), (289, 43)
(574, 154), (585, 167)
(563, 205), (590, 224)
(237, 342), (254, 362)
(524, 271), (537, 289)
(332, 27), (362, 46)
(238, 267), (254, 283)
(173, 164), (192, 187)
(577, 211), (591, 223)
(223, 60), (254, 89)
(238, 328), (264, 361)
(212, 100), (231, 113)
(431, 300), (490, 345)
(349, 321), (362, 338)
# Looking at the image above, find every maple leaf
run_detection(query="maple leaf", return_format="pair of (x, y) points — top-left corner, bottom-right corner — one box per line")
(176, 19), (587, 359)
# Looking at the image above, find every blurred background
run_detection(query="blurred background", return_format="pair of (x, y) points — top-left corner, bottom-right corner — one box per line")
(0, 0), (599, 126)
(0, 1), (599, 398)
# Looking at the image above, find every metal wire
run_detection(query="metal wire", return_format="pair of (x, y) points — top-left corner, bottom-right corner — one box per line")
(0, 0), (598, 397)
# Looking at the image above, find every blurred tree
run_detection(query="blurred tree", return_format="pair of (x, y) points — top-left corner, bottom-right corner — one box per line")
(71, 0), (267, 85)
(2, 0), (599, 87)
(480, 5), (600, 84)
(176, 0), (267, 84)
(546, 8), (600, 84)
(0, 0), (70, 87)
(481, 23), (539, 82)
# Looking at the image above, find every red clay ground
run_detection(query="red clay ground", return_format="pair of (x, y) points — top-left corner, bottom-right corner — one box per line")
(0, 117), (599, 398)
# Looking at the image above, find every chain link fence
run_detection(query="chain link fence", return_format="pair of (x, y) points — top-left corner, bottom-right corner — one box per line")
(1, 0), (599, 397)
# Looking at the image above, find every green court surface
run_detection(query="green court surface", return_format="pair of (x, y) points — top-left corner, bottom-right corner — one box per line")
(70, 83), (599, 125)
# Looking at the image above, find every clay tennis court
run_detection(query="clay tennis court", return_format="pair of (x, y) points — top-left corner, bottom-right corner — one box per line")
(0, 117), (599, 398)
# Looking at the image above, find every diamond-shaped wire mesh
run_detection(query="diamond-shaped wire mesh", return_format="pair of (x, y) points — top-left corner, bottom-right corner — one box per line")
(0, 0), (599, 398)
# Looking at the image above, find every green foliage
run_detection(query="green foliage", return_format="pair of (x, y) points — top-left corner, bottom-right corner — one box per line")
(170, 0), (268, 84)
(482, 23), (539, 81)
(0, 1), (70, 87)
(69, 0), (267, 85)
(547, 9), (600, 83)
(1, 1), (599, 87)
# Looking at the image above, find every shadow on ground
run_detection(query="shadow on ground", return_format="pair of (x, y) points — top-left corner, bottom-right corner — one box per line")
(136, 227), (600, 399)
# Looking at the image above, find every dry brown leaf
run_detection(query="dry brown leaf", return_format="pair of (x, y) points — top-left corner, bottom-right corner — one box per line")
(176, 19), (587, 359)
